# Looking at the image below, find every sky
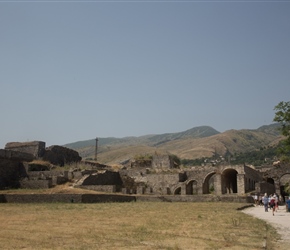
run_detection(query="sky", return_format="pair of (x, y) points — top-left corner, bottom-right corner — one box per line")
(1, 0), (290, 148)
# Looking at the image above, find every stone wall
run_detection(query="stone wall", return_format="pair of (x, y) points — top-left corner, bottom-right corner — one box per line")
(0, 150), (33, 189)
(81, 170), (122, 186)
(24, 170), (70, 187)
(146, 173), (186, 195)
(152, 154), (174, 169)
(0, 194), (136, 203)
(0, 149), (34, 162)
(244, 165), (263, 193)
(20, 179), (52, 189)
(1, 194), (82, 203)
(0, 193), (252, 203)
(5, 141), (45, 158)
(78, 185), (116, 193)
(42, 145), (82, 166)
(0, 160), (24, 189)
(136, 194), (254, 203)
(255, 181), (275, 195)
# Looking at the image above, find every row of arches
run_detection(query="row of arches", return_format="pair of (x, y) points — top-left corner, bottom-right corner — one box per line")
(173, 168), (240, 195)
(266, 173), (290, 202)
(172, 167), (290, 198)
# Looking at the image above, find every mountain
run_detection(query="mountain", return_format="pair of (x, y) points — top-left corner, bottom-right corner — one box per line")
(64, 124), (283, 166)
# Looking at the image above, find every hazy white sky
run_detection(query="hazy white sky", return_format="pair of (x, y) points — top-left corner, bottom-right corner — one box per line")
(1, 0), (290, 148)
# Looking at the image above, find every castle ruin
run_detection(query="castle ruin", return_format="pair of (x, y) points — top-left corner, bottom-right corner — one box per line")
(0, 140), (289, 203)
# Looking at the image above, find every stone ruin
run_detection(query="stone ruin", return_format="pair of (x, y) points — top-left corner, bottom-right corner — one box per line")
(42, 145), (82, 166)
(5, 141), (45, 158)
(5, 141), (82, 166)
(0, 149), (33, 189)
(0, 141), (82, 189)
(1, 140), (290, 203)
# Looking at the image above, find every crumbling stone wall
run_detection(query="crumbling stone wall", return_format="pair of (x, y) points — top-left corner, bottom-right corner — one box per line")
(42, 145), (82, 166)
(255, 181), (275, 196)
(20, 179), (52, 189)
(0, 149), (33, 189)
(5, 141), (45, 158)
(146, 173), (186, 195)
(81, 170), (122, 186)
(75, 170), (123, 192)
(0, 159), (25, 189)
(152, 154), (175, 169)
(244, 165), (263, 193)
(130, 159), (152, 168)
(0, 149), (34, 162)
(79, 185), (116, 193)
(261, 163), (290, 198)
(25, 170), (71, 186)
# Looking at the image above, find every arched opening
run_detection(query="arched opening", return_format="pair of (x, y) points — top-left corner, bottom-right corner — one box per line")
(280, 173), (290, 202)
(186, 180), (198, 195)
(174, 187), (181, 195)
(222, 169), (238, 194)
(267, 178), (275, 185)
(202, 172), (215, 194)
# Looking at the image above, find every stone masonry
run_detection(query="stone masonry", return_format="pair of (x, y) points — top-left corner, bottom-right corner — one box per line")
(1, 140), (289, 201)
(5, 141), (46, 158)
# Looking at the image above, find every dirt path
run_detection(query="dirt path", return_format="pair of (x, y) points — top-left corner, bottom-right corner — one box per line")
(242, 205), (290, 248)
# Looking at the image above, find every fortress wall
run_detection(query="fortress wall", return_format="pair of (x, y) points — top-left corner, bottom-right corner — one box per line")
(0, 159), (28, 189)
(5, 141), (45, 158)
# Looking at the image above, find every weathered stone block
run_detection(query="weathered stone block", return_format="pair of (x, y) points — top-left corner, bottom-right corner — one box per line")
(20, 179), (52, 189)
(42, 145), (82, 166)
(5, 141), (45, 158)
(0, 149), (34, 162)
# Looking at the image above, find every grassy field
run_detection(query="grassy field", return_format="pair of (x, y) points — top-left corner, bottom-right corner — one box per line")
(0, 202), (281, 250)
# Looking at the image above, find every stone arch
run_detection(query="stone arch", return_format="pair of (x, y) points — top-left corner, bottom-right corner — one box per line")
(263, 163), (290, 197)
(279, 173), (290, 202)
(222, 168), (238, 194)
(174, 186), (181, 195)
(266, 178), (275, 185)
(202, 172), (215, 194)
(185, 179), (198, 195)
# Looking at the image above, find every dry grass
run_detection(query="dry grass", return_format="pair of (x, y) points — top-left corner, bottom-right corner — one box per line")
(0, 202), (282, 250)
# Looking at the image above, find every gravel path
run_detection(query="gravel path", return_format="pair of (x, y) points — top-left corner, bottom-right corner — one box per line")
(242, 205), (290, 247)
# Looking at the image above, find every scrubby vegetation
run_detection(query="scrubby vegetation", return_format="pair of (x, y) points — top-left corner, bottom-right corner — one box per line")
(181, 145), (280, 167)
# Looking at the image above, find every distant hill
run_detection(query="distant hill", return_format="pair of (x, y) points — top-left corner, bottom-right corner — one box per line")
(64, 124), (283, 166)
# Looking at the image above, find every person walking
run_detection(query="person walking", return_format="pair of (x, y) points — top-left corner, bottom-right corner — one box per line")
(270, 195), (276, 216)
(254, 193), (258, 206)
(262, 193), (269, 212)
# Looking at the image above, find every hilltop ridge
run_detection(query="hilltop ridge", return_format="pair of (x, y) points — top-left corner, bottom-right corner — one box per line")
(64, 124), (283, 166)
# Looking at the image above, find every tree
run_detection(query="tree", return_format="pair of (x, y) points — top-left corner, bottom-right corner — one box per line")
(273, 101), (290, 159)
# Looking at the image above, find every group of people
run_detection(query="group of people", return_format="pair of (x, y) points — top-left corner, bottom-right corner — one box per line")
(254, 192), (290, 214)
(261, 193), (279, 215)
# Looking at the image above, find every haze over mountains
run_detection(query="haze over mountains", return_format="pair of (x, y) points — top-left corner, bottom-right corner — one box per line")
(65, 124), (283, 166)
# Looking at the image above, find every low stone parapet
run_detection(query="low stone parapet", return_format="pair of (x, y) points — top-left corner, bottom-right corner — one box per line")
(1, 194), (82, 203)
(20, 179), (52, 189)
(136, 194), (253, 203)
(0, 193), (136, 203)
(78, 185), (117, 193)
(0, 193), (253, 203)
